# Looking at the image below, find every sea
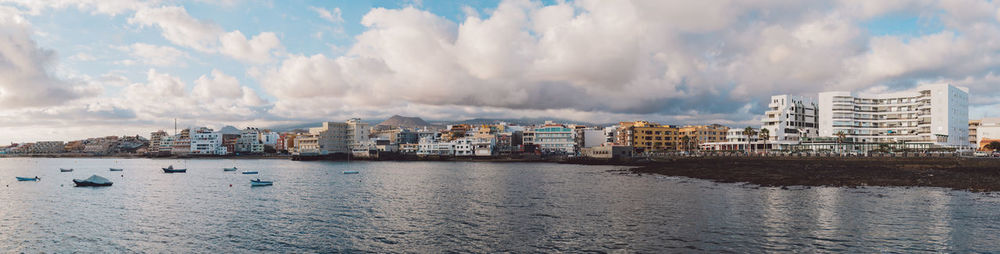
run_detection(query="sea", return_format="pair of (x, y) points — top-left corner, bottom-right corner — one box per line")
(0, 158), (998, 252)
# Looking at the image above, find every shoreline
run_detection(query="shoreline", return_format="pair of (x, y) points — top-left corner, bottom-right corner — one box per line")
(6, 154), (1000, 192)
(628, 157), (1000, 193)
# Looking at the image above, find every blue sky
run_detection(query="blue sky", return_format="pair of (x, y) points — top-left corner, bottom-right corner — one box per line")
(1, 0), (1000, 143)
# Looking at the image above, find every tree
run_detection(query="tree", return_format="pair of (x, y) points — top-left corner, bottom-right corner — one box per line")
(759, 128), (770, 152)
(835, 131), (847, 153)
(986, 141), (1000, 151)
(742, 126), (757, 153)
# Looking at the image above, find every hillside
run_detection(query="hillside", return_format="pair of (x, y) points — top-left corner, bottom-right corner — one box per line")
(376, 115), (433, 128)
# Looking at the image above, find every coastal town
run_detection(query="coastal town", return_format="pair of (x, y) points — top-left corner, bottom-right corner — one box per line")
(2, 83), (998, 160)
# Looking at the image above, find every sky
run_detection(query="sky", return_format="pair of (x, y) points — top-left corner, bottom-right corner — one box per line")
(1, 0), (1000, 144)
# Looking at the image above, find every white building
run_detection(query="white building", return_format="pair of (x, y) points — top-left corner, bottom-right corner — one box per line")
(259, 131), (279, 146)
(762, 95), (818, 143)
(417, 137), (454, 156)
(190, 127), (226, 155)
(523, 122), (576, 154)
(346, 118), (370, 149)
(818, 83), (969, 147)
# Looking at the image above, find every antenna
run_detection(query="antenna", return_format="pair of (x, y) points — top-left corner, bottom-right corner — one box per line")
(174, 118), (177, 136)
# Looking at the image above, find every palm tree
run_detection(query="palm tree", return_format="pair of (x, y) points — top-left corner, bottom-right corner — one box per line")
(759, 128), (770, 152)
(743, 126), (757, 153)
(835, 131), (847, 154)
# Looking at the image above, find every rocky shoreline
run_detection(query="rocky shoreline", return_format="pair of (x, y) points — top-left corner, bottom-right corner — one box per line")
(628, 157), (1000, 192)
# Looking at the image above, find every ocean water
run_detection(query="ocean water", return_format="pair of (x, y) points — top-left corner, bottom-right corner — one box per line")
(0, 158), (998, 252)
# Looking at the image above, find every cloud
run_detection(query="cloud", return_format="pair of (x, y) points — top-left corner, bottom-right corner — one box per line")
(0, 0), (151, 16)
(251, 0), (1000, 125)
(218, 30), (282, 64)
(128, 6), (223, 52)
(0, 8), (94, 108)
(120, 43), (188, 66)
(310, 6), (343, 23)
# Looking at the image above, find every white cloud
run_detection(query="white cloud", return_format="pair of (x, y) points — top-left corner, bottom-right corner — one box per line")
(218, 30), (282, 64)
(128, 6), (223, 52)
(0, 8), (95, 108)
(121, 43), (188, 66)
(310, 6), (343, 23)
(0, 0), (151, 16)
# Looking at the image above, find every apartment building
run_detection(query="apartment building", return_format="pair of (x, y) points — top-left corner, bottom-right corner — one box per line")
(295, 122), (349, 155)
(761, 95), (818, 143)
(818, 83), (969, 147)
(679, 124), (729, 148)
(616, 121), (679, 152)
(523, 122), (576, 154)
(149, 130), (168, 153)
(970, 119), (981, 147)
(191, 127), (226, 155)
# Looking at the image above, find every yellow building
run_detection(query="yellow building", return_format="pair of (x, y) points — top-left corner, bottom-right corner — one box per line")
(679, 124), (729, 150)
(617, 121), (680, 152)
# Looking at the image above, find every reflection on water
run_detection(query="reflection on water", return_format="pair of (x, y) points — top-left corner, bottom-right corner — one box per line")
(0, 158), (998, 252)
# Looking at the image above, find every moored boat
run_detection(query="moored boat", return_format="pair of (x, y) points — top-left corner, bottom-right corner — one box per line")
(109, 168), (124, 171)
(343, 171), (359, 174)
(73, 175), (113, 187)
(15, 176), (40, 181)
(59, 168), (73, 172)
(162, 165), (187, 173)
(223, 167), (238, 171)
(242, 171), (258, 174)
(250, 179), (273, 187)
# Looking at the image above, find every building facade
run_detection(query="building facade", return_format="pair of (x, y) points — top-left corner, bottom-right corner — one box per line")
(523, 122), (576, 154)
(818, 83), (969, 147)
(296, 122), (349, 155)
(973, 118), (1000, 149)
(762, 95), (818, 142)
(616, 121), (679, 152)
(191, 127), (226, 155)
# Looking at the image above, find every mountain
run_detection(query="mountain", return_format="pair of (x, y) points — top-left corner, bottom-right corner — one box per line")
(218, 126), (241, 135)
(449, 117), (602, 127)
(377, 115), (433, 129)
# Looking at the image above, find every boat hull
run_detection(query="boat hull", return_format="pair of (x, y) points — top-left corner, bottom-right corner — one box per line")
(59, 169), (73, 172)
(223, 168), (237, 171)
(73, 180), (113, 187)
(109, 168), (123, 171)
(242, 171), (258, 174)
(250, 180), (273, 187)
(162, 168), (187, 173)
(15, 177), (39, 181)
(343, 171), (359, 174)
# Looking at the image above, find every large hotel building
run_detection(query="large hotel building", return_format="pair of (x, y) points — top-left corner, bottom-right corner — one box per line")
(817, 84), (969, 147)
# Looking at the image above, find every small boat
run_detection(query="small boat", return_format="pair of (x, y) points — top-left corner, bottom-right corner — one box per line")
(59, 168), (73, 172)
(223, 167), (238, 171)
(73, 175), (113, 187)
(109, 168), (124, 171)
(250, 179), (273, 187)
(15, 176), (40, 181)
(242, 171), (258, 174)
(162, 165), (187, 173)
(342, 171), (359, 174)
